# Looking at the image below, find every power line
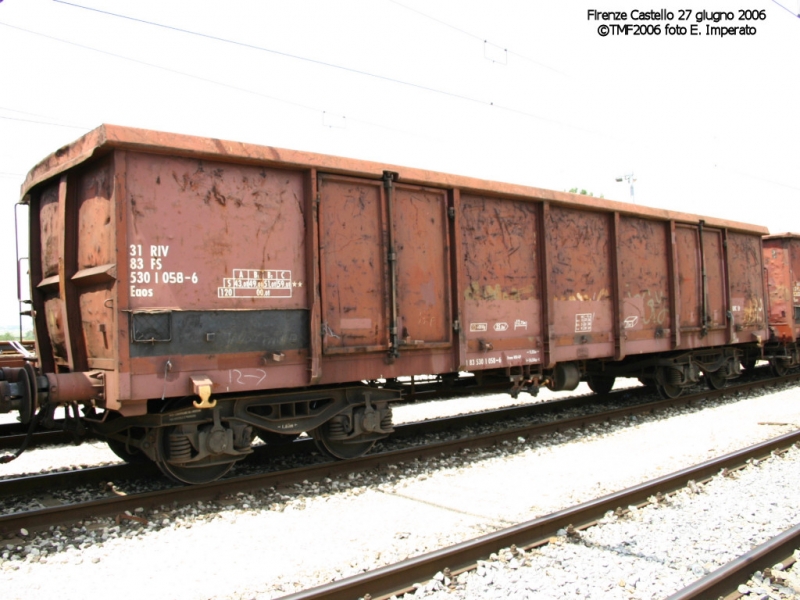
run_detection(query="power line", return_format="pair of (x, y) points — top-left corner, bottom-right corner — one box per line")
(389, 0), (484, 42)
(0, 21), (410, 137)
(20, 3), (795, 200)
(715, 163), (800, 192)
(0, 20), (318, 111)
(51, 1), (490, 103)
(386, 0), (565, 75)
(0, 105), (87, 126)
(0, 114), (89, 130)
(51, 0), (591, 134)
(769, 0), (800, 18)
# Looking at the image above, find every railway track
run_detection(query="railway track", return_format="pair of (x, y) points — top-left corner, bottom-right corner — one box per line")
(275, 430), (800, 600)
(2, 370), (797, 538)
(0, 364), (778, 455)
(0, 420), (88, 451)
(0, 384), (650, 493)
(666, 524), (800, 600)
(0, 380), (511, 452)
(0, 384), (654, 521)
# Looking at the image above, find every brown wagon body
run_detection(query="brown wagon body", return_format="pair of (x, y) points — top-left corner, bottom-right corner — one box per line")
(761, 234), (800, 374)
(1, 125), (773, 482)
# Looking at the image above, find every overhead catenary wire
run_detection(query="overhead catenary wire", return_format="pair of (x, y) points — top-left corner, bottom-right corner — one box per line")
(3, 3), (796, 201)
(0, 114), (90, 130)
(3, 21), (796, 198)
(0, 21), (413, 138)
(385, 0), (565, 74)
(714, 164), (800, 193)
(769, 0), (800, 17)
(0, 106), (89, 128)
(50, 0), (594, 134)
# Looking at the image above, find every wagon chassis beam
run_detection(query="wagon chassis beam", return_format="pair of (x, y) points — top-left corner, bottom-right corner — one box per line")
(88, 384), (398, 452)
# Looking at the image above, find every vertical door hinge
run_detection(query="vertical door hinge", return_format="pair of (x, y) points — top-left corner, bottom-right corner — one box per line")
(383, 170), (398, 189)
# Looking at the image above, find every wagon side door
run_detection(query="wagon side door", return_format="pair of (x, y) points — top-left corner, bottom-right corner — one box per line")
(317, 175), (452, 355)
(318, 175), (389, 354)
(675, 223), (727, 346)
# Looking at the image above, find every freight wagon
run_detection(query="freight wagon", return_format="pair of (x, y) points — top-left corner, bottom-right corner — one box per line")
(762, 234), (800, 374)
(0, 125), (774, 483)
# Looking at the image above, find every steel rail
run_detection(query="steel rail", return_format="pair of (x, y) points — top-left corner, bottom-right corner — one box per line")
(0, 372), (796, 537)
(0, 429), (89, 450)
(0, 390), (670, 532)
(0, 384), (650, 497)
(0, 365), (778, 492)
(276, 430), (800, 600)
(0, 383), (592, 450)
(0, 381), (513, 451)
(665, 524), (800, 600)
(0, 365), (776, 451)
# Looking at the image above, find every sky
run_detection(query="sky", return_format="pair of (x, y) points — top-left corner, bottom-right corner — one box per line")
(0, 0), (798, 328)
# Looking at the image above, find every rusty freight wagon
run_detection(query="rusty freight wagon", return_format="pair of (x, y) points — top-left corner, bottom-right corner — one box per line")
(763, 233), (800, 373)
(0, 125), (769, 483)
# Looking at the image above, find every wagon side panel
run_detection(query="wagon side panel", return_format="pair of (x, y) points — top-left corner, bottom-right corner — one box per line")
(727, 232), (767, 344)
(763, 239), (793, 342)
(617, 216), (672, 355)
(458, 194), (543, 371)
(675, 225), (702, 335)
(75, 157), (118, 372)
(789, 238), (800, 340)
(122, 152), (311, 400)
(546, 206), (613, 362)
(702, 227), (727, 339)
(35, 181), (66, 370)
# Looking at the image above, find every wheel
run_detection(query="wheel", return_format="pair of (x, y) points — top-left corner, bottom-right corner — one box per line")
(154, 399), (238, 485)
(771, 358), (789, 377)
(104, 416), (149, 464)
(155, 426), (236, 484)
(587, 376), (615, 395)
(312, 417), (375, 460)
(704, 370), (727, 390)
(655, 367), (683, 399)
(107, 437), (149, 464)
(656, 382), (683, 399)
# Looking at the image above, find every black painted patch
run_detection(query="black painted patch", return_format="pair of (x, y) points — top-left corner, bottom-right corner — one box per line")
(132, 311), (172, 343)
(130, 310), (309, 357)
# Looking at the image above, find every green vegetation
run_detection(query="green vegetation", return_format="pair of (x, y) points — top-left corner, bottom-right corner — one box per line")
(568, 187), (604, 198)
(0, 330), (34, 341)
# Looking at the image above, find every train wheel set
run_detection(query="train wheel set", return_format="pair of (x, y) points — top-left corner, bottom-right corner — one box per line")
(2, 125), (800, 484)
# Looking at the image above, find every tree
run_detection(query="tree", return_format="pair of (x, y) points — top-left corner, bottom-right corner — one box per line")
(568, 187), (604, 198)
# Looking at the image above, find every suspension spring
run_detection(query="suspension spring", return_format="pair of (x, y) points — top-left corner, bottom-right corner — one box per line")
(381, 407), (393, 431)
(668, 368), (683, 386)
(327, 417), (347, 439)
(168, 433), (192, 461)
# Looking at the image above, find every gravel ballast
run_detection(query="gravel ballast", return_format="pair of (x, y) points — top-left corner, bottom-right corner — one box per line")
(1, 380), (799, 599)
(409, 446), (800, 599)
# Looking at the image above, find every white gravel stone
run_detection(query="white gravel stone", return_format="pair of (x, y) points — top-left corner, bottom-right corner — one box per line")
(414, 446), (800, 599)
(1, 380), (799, 599)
